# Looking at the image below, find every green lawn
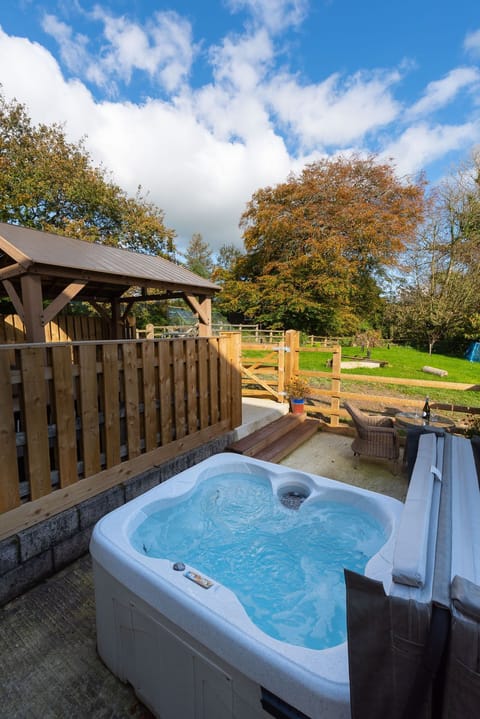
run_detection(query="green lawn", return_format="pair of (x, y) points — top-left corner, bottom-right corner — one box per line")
(300, 344), (480, 409)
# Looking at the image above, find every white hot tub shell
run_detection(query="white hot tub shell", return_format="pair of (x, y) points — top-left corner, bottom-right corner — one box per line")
(90, 453), (403, 719)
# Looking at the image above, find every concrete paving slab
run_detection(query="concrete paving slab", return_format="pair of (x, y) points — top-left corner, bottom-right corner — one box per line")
(280, 429), (408, 502)
(233, 397), (289, 441)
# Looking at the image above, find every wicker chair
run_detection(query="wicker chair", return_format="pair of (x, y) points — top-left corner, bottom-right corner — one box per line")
(344, 402), (400, 468)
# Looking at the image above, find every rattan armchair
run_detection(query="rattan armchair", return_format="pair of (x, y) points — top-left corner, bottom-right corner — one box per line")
(344, 402), (400, 467)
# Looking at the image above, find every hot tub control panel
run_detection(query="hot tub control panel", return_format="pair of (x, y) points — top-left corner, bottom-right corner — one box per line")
(184, 570), (214, 589)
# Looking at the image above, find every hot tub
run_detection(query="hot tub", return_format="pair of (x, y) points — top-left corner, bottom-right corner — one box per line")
(90, 453), (403, 719)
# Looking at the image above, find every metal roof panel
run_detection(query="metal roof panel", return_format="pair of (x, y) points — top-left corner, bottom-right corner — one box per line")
(0, 223), (219, 293)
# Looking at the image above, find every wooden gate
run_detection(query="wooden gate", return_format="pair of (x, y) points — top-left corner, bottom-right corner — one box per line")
(240, 330), (299, 402)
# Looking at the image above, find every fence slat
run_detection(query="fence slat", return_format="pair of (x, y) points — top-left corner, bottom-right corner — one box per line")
(51, 345), (78, 487)
(21, 347), (51, 499)
(158, 340), (173, 444)
(218, 336), (229, 421)
(0, 352), (20, 511)
(172, 340), (186, 439)
(102, 343), (121, 468)
(197, 339), (209, 429)
(185, 339), (199, 434)
(142, 340), (157, 452)
(78, 344), (101, 477)
(208, 338), (219, 424)
(122, 342), (141, 459)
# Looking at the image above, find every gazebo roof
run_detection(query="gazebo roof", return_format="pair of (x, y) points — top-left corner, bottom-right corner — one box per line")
(0, 222), (219, 300)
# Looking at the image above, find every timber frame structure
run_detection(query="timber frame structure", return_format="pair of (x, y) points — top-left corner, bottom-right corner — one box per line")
(0, 222), (219, 342)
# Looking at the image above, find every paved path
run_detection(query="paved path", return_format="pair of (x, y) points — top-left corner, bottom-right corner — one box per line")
(0, 553), (153, 719)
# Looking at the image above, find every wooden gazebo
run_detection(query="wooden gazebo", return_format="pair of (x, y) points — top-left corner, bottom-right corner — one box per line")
(0, 222), (219, 342)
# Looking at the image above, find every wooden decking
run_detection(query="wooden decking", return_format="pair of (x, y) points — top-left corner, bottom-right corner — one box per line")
(227, 413), (320, 463)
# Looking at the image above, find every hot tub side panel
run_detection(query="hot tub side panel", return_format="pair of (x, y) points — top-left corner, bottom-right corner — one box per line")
(92, 561), (349, 719)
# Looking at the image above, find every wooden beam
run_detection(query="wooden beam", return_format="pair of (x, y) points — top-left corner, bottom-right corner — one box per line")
(0, 262), (27, 281)
(21, 275), (45, 342)
(123, 291), (183, 302)
(2, 279), (25, 321)
(89, 301), (111, 322)
(42, 281), (88, 325)
(120, 297), (136, 321)
(184, 294), (212, 333)
(26, 265), (218, 297)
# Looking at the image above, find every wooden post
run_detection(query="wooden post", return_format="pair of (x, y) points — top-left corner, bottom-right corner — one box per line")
(21, 274), (45, 343)
(277, 336), (286, 401)
(219, 332), (242, 428)
(184, 294), (212, 336)
(198, 297), (212, 337)
(110, 298), (124, 339)
(284, 329), (300, 392)
(330, 344), (342, 427)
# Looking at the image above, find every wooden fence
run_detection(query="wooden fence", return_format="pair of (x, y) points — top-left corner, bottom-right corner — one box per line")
(138, 322), (285, 344)
(241, 333), (480, 426)
(0, 334), (242, 539)
(0, 314), (109, 344)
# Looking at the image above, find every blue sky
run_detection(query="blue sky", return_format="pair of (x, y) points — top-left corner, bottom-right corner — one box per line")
(0, 0), (479, 252)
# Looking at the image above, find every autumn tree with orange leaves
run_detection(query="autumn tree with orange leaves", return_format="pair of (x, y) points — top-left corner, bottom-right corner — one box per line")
(216, 155), (426, 334)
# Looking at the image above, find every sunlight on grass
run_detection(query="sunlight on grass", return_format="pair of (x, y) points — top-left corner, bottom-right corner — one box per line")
(300, 344), (480, 407)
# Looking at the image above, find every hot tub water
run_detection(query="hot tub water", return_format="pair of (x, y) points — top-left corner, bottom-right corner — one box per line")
(131, 472), (387, 650)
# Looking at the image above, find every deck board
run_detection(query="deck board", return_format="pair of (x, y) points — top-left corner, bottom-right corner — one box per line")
(227, 413), (320, 462)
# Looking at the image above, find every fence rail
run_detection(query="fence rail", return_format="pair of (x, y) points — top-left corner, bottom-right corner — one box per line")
(0, 334), (242, 537)
(138, 322), (285, 344)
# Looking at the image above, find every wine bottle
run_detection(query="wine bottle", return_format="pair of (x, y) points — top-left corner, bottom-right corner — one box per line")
(422, 396), (430, 423)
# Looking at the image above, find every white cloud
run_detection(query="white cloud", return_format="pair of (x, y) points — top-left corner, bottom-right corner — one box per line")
(381, 122), (480, 176)
(407, 67), (480, 118)
(41, 13), (90, 75)
(209, 28), (274, 91)
(91, 8), (195, 92)
(267, 70), (401, 150)
(464, 28), (480, 58)
(226, 0), (309, 33)
(43, 8), (195, 95)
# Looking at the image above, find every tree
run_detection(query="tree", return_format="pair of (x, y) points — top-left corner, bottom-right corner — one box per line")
(214, 243), (243, 272)
(0, 92), (176, 256)
(184, 233), (213, 278)
(391, 161), (480, 353)
(217, 155), (426, 333)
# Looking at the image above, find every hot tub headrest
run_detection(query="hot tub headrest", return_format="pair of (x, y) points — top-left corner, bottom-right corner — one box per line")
(392, 433), (440, 588)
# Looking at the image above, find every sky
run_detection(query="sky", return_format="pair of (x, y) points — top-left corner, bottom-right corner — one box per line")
(0, 0), (479, 254)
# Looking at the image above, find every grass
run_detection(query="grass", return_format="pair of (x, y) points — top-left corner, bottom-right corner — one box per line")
(300, 344), (480, 410)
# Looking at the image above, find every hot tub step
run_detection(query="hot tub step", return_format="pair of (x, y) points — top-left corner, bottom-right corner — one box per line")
(227, 413), (309, 457)
(254, 417), (320, 463)
(227, 414), (320, 463)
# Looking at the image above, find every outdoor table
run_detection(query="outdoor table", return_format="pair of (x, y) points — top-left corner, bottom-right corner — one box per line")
(395, 411), (456, 432)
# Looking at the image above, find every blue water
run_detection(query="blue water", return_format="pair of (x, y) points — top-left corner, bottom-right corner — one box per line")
(131, 473), (387, 650)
